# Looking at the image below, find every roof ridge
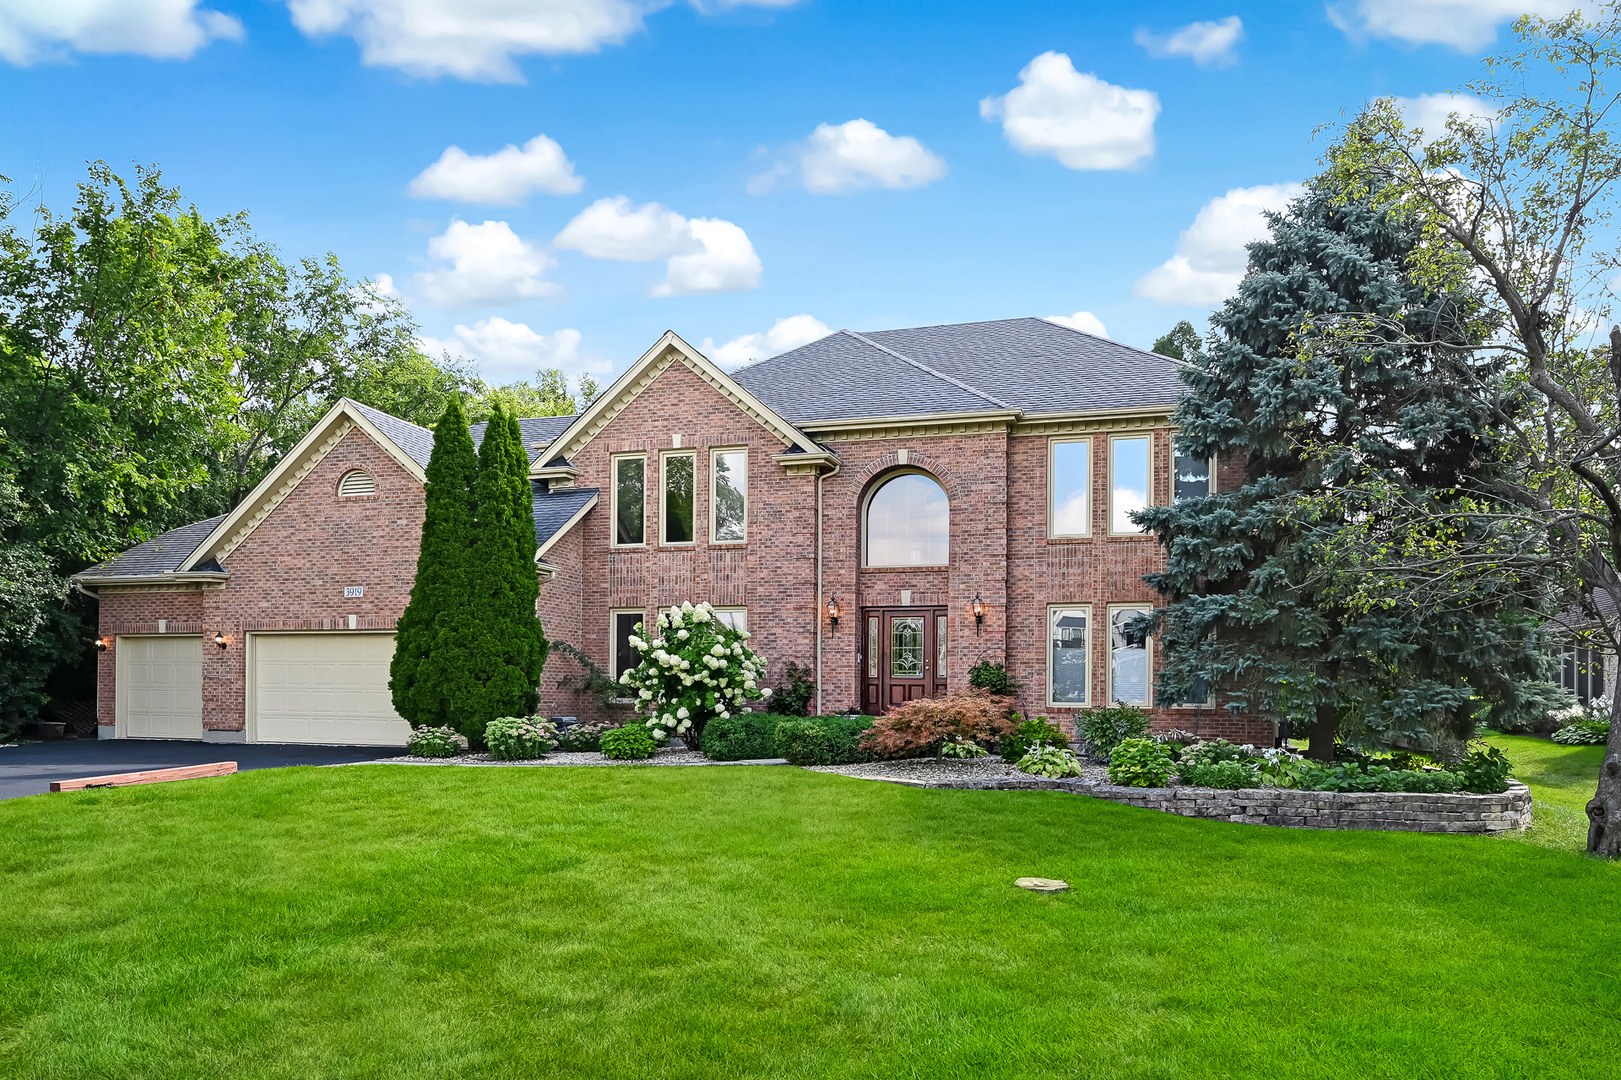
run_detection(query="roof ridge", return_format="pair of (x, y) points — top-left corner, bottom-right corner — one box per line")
(347, 397), (434, 438)
(843, 330), (1013, 411)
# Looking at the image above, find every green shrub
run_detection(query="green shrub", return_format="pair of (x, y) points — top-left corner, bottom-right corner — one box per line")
(1455, 743), (1512, 794)
(769, 661), (817, 718)
(1180, 760), (1259, 789)
(1180, 739), (1251, 769)
(860, 689), (1016, 758)
(555, 720), (617, 753)
(407, 726), (465, 758)
(999, 716), (1068, 762)
(484, 716), (558, 760)
(1079, 704), (1151, 758)
(940, 736), (989, 759)
(600, 725), (658, 760)
(1390, 769), (1464, 794)
(1553, 716), (1611, 745)
(967, 660), (1019, 696)
(1016, 742), (1085, 778)
(702, 712), (788, 761)
(776, 716), (873, 766)
(1107, 738), (1175, 787)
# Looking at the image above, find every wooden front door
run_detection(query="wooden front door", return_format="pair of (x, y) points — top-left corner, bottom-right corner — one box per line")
(859, 607), (948, 714)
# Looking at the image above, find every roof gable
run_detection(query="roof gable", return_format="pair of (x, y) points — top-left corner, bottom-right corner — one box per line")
(544, 330), (824, 467)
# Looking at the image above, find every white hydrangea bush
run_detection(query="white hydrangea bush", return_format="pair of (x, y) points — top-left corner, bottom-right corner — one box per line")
(617, 600), (772, 749)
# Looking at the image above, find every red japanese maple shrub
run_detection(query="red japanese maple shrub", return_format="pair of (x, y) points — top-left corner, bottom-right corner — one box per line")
(858, 688), (1018, 759)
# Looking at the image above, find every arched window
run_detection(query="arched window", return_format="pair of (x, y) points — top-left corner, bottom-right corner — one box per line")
(338, 469), (375, 497)
(864, 472), (949, 567)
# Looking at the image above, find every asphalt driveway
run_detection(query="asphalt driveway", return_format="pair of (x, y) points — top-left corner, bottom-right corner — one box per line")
(0, 740), (391, 800)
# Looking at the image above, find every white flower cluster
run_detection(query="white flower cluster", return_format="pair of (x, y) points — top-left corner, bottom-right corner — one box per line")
(616, 600), (772, 743)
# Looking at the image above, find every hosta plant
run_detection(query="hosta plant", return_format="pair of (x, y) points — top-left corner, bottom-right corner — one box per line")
(1106, 738), (1175, 787)
(600, 725), (658, 760)
(485, 716), (558, 760)
(1553, 716), (1611, 745)
(618, 601), (771, 749)
(940, 735), (989, 759)
(407, 726), (466, 758)
(1016, 742), (1085, 778)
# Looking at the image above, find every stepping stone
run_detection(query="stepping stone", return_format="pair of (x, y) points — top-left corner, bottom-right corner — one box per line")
(1015, 877), (1069, 893)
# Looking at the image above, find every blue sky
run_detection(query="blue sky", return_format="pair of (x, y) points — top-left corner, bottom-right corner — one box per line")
(0, 0), (1555, 387)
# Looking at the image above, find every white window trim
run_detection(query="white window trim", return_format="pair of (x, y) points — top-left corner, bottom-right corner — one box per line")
(709, 446), (748, 545)
(1173, 453), (1217, 503)
(1108, 433), (1154, 536)
(1047, 436), (1091, 538)
(1107, 603), (1154, 707)
(610, 453), (647, 548)
(861, 468), (951, 569)
(1045, 603), (1093, 709)
(660, 449), (698, 547)
(610, 608), (647, 682)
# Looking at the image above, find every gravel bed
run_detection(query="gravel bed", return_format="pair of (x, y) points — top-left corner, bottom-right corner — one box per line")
(804, 756), (1109, 785)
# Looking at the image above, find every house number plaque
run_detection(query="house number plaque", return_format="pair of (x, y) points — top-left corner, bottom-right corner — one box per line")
(344, 586), (364, 598)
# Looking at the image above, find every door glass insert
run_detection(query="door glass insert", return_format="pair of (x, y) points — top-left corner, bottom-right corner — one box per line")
(867, 617), (879, 678)
(890, 617), (924, 677)
(936, 615), (947, 672)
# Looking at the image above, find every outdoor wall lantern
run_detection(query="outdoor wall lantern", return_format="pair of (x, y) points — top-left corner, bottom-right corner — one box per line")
(971, 595), (986, 626)
(826, 596), (841, 629)
(94, 637), (108, 652)
(214, 632), (229, 650)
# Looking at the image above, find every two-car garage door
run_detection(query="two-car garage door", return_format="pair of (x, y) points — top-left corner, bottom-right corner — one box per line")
(251, 633), (411, 746)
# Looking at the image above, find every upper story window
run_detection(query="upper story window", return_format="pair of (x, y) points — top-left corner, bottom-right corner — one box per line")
(613, 455), (645, 546)
(1110, 435), (1151, 533)
(711, 448), (747, 543)
(1049, 437), (1090, 537)
(864, 471), (949, 567)
(662, 451), (696, 545)
(1174, 453), (1214, 501)
(337, 469), (375, 497)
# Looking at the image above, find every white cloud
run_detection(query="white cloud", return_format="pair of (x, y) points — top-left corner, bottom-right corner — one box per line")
(701, 314), (830, 369)
(1134, 183), (1305, 306)
(414, 219), (559, 307)
(979, 51), (1160, 171)
(1044, 311), (1109, 338)
(796, 119), (946, 194)
(1135, 16), (1243, 68)
(284, 0), (807, 82)
(554, 196), (762, 296)
(408, 134), (583, 204)
(1395, 92), (1497, 140)
(0, 0), (242, 64)
(419, 317), (595, 383)
(1326, 0), (1578, 52)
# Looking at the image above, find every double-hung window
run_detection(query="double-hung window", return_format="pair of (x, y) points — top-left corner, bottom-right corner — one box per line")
(1048, 438), (1090, 537)
(1108, 605), (1152, 706)
(662, 451), (696, 545)
(1047, 605), (1090, 706)
(1110, 435), (1151, 534)
(711, 448), (747, 543)
(612, 455), (645, 546)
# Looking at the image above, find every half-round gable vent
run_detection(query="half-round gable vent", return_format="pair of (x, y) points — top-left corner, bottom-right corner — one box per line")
(338, 469), (375, 497)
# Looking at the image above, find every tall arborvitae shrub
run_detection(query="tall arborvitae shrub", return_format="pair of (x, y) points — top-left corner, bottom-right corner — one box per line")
(433, 405), (547, 739)
(1137, 180), (1555, 761)
(390, 397), (477, 726)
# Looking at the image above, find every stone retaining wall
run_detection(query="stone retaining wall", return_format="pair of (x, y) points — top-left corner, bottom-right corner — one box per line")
(894, 777), (1533, 834)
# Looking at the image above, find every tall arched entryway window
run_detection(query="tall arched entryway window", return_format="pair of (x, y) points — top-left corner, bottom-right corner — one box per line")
(863, 471), (949, 567)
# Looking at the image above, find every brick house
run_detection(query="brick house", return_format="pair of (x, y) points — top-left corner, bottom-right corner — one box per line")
(73, 318), (1270, 746)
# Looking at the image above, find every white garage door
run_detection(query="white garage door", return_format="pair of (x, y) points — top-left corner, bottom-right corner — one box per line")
(118, 636), (205, 740)
(251, 632), (410, 746)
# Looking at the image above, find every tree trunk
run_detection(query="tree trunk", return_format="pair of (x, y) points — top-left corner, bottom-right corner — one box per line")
(1586, 691), (1621, 855)
(1306, 697), (1337, 762)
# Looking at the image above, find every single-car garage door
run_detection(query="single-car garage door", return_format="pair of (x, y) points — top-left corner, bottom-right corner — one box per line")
(118, 635), (205, 739)
(251, 632), (410, 746)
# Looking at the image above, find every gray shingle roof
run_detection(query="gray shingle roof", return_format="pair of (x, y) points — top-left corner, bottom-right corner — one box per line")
(348, 399), (435, 468)
(472, 414), (578, 465)
(77, 515), (227, 579)
(533, 486), (598, 550)
(730, 317), (1184, 424)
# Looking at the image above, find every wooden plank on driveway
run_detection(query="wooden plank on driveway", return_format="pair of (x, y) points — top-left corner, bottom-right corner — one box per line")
(50, 761), (238, 793)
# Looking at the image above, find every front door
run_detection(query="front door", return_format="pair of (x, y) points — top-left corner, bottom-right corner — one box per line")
(859, 607), (948, 713)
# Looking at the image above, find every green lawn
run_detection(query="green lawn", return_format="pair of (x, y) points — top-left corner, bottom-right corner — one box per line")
(2, 765), (1618, 1080)
(1485, 734), (1606, 853)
